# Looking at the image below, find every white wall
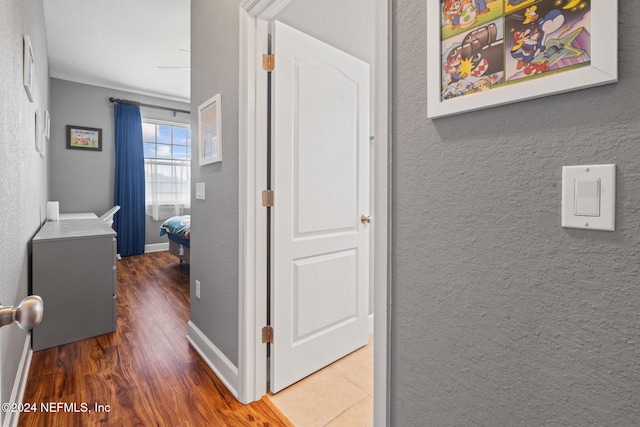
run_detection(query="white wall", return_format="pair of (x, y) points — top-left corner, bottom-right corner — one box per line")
(0, 0), (49, 419)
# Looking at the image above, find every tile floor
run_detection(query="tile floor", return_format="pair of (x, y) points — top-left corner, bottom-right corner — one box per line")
(267, 335), (373, 427)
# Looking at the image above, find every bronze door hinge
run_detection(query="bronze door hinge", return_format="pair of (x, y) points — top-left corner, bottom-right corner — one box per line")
(262, 54), (275, 72)
(262, 190), (274, 207)
(262, 325), (274, 343)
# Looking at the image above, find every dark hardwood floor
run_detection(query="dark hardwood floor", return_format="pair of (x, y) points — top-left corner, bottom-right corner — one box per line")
(19, 251), (292, 427)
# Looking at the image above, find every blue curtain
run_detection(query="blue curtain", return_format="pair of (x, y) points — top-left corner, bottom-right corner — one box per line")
(114, 104), (145, 257)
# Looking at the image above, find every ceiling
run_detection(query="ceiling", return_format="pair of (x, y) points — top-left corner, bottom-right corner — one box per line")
(43, 0), (191, 103)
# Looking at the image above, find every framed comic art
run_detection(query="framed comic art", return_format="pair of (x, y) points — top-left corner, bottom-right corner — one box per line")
(427, 0), (617, 118)
(67, 125), (102, 151)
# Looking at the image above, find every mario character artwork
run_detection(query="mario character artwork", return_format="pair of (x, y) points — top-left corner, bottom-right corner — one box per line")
(505, 0), (591, 83)
(440, 21), (505, 100)
(437, 0), (592, 102)
(504, 0), (537, 15)
(509, 7), (564, 75)
(442, 0), (493, 32)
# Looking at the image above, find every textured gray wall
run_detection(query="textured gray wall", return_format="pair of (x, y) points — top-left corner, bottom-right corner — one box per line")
(392, 1), (640, 425)
(190, 0), (375, 369)
(190, 0), (242, 365)
(50, 78), (190, 245)
(0, 0), (49, 417)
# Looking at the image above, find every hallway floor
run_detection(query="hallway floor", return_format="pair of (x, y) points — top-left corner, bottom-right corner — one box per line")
(267, 335), (373, 427)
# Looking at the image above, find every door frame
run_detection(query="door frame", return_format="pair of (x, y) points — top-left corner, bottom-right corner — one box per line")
(237, 1), (390, 425)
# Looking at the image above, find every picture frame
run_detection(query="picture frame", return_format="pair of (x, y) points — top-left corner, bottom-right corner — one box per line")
(427, 0), (617, 118)
(67, 125), (102, 151)
(198, 94), (222, 165)
(35, 110), (44, 158)
(23, 35), (35, 103)
(44, 110), (50, 141)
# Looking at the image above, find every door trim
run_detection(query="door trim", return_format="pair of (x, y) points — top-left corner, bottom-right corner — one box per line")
(238, 2), (390, 425)
(373, 2), (391, 426)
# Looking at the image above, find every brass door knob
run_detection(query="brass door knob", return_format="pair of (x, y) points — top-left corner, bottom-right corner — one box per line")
(360, 215), (372, 224)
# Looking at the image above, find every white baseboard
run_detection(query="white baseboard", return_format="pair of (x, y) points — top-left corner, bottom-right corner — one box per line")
(186, 321), (239, 399)
(3, 336), (32, 427)
(144, 243), (169, 253)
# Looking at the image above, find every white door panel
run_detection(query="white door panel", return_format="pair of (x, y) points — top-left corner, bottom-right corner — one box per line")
(295, 62), (359, 235)
(270, 21), (370, 393)
(294, 249), (358, 339)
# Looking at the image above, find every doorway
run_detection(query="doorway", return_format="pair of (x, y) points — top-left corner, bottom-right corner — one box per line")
(267, 19), (371, 394)
(238, 1), (389, 425)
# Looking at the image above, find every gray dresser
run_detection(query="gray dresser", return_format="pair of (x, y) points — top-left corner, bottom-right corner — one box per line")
(32, 219), (117, 351)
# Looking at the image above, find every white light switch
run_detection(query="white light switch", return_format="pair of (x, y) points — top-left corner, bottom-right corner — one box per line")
(574, 178), (600, 216)
(562, 164), (615, 231)
(196, 182), (205, 200)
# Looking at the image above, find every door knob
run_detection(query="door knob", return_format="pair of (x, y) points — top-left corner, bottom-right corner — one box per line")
(360, 215), (372, 224)
(0, 295), (44, 330)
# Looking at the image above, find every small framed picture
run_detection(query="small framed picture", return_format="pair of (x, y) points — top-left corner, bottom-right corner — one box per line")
(44, 110), (50, 141)
(23, 35), (35, 103)
(67, 125), (102, 151)
(198, 94), (222, 165)
(35, 110), (43, 157)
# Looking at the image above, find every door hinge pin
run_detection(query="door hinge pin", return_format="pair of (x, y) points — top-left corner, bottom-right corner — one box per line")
(262, 54), (275, 71)
(262, 325), (274, 343)
(262, 190), (274, 207)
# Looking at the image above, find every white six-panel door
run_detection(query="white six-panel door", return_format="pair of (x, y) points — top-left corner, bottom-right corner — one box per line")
(270, 21), (370, 393)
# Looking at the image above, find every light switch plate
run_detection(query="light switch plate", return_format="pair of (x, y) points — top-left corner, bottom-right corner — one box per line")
(562, 164), (615, 231)
(196, 182), (205, 200)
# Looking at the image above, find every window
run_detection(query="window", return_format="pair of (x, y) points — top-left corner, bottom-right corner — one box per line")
(143, 120), (191, 221)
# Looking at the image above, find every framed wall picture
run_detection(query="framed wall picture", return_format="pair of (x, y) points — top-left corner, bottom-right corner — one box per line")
(427, 0), (617, 118)
(44, 110), (50, 141)
(198, 94), (222, 165)
(23, 35), (35, 103)
(67, 125), (102, 151)
(35, 110), (43, 158)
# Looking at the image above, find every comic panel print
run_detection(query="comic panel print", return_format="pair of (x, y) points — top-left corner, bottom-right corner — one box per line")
(441, 0), (505, 40)
(504, 0), (538, 15)
(441, 18), (505, 101)
(505, 0), (591, 83)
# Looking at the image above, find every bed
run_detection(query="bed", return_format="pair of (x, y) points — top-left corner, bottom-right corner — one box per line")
(160, 215), (190, 263)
